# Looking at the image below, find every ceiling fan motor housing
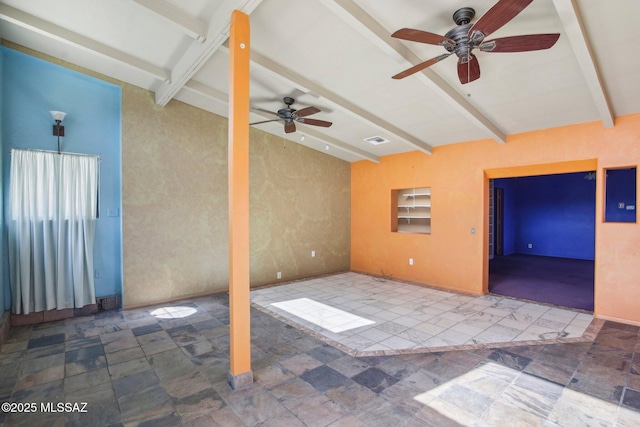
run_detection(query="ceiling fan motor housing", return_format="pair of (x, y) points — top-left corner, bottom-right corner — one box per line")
(279, 97), (297, 123)
(445, 23), (474, 63)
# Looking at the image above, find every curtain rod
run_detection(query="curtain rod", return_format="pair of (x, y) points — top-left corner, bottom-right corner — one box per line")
(10, 148), (102, 161)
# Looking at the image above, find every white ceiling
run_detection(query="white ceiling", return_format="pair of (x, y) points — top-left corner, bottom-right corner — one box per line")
(1, 0), (638, 163)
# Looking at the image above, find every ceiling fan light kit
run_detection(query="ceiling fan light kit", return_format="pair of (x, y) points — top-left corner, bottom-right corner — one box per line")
(391, 0), (560, 84)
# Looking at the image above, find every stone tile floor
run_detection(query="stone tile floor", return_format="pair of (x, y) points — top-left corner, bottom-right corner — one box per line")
(0, 273), (637, 426)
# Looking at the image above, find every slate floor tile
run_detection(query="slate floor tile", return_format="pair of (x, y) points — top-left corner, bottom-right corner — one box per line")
(280, 352), (324, 375)
(622, 387), (640, 411)
(64, 367), (111, 394)
(437, 383), (494, 417)
(65, 354), (107, 377)
(324, 381), (377, 412)
(352, 366), (399, 393)
(488, 348), (533, 371)
(224, 388), (286, 426)
(131, 323), (163, 337)
(308, 344), (347, 363)
(354, 396), (413, 427)
(2, 275), (640, 427)
(172, 387), (226, 424)
(117, 385), (174, 424)
(267, 378), (318, 411)
(112, 369), (159, 399)
(15, 364), (64, 389)
(289, 393), (347, 427)
(65, 344), (105, 363)
(65, 398), (121, 427)
(300, 364), (350, 392)
(27, 333), (65, 349)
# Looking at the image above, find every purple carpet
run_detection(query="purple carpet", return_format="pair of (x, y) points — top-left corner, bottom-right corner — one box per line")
(489, 254), (594, 311)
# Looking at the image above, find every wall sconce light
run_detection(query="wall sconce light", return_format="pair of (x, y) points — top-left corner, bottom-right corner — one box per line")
(50, 110), (66, 154)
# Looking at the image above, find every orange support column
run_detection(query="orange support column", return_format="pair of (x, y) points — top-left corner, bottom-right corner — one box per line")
(227, 10), (252, 390)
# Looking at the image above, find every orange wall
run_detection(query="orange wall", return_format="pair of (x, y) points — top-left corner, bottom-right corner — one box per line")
(351, 113), (640, 325)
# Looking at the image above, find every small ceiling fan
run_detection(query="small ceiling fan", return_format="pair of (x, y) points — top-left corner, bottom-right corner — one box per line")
(391, 0), (560, 84)
(250, 97), (333, 134)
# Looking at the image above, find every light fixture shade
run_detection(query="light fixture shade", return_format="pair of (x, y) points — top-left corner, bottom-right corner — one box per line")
(50, 110), (67, 122)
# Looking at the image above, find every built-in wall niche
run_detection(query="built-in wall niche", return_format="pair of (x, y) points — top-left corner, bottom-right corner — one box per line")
(604, 167), (637, 223)
(391, 187), (431, 234)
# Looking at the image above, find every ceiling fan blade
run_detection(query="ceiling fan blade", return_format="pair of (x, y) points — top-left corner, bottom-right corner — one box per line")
(294, 106), (320, 117)
(392, 53), (452, 79)
(250, 119), (280, 125)
(284, 122), (296, 133)
(298, 118), (332, 128)
(481, 34), (560, 53)
(391, 28), (454, 46)
(252, 107), (280, 117)
(470, 0), (534, 38)
(457, 54), (480, 85)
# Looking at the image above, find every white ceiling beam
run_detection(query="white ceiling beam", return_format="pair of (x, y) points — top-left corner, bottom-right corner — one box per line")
(182, 81), (380, 163)
(154, 0), (264, 107)
(552, 0), (614, 128)
(182, 80), (229, 105)
(244, 49), (433, 155)
(0, 3), (169, 82)
(319, 0), (507, 144)
(131, 0), (207, 41)
(254, 118), (381, 163)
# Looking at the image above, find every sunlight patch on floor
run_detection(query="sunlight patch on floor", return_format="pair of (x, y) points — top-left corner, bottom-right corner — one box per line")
(271, 297), (376, 333)
(150, 306), (197, 319)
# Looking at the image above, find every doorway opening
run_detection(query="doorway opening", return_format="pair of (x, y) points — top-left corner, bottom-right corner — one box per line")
(488, 171), (596, 311)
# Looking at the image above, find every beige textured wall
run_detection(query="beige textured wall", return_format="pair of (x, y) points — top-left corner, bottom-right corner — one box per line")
(123, 94), (351, 307)
(122, 88), (231, 307)
(5, 43), (351, 309)
(249, 130), (351, 286)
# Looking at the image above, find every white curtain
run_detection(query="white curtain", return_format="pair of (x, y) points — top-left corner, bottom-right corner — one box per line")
(8, 149), (99, 314)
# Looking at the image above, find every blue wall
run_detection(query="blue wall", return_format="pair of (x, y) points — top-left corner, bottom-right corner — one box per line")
(495, 172), (596, 260)
(604, 168), (636, 223)
(1, 47), (122, 310)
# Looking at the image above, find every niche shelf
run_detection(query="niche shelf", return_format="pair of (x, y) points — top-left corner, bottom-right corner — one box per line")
(391, 187), (431, 234)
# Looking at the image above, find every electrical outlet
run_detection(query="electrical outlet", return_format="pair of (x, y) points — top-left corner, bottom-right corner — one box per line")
(528, 243), (533, 249)
(409, 258), (414, 265)
(277, 272), (282, 279)
(311, 250), (315, 257)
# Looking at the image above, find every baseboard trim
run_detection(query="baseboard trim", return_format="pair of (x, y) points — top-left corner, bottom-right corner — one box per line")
(595, 313), (640, 327)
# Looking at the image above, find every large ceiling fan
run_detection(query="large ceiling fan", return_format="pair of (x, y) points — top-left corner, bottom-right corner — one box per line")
(250, 97), (333, 134)
(391, 0), (560, 84)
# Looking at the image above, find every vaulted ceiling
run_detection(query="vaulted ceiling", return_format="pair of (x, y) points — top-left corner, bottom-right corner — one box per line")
(1, 0), (638, 163)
